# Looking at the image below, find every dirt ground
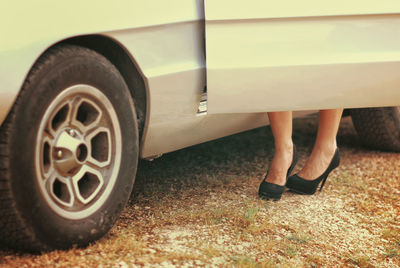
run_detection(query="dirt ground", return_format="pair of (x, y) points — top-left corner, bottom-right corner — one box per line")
(0, 116), (399, 267)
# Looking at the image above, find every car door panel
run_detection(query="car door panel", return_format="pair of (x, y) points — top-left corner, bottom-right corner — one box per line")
(205, 1), (400, 113)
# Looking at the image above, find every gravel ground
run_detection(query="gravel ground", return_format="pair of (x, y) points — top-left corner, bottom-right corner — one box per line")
(0, 115), (399, 267)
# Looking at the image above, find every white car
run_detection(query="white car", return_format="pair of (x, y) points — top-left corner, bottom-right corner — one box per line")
(1, 0), (400, 251)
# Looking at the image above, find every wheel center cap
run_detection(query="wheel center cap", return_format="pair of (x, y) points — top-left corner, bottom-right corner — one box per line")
(53, 129), (88, 176)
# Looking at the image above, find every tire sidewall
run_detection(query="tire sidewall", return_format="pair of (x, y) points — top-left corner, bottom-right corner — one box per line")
(9, 46), (138, 249)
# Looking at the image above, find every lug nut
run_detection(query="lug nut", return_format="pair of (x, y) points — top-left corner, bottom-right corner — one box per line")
(68, 129), (76, 137)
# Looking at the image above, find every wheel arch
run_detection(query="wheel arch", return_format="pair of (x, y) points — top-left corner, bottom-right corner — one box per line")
(61, 35), (148, 141)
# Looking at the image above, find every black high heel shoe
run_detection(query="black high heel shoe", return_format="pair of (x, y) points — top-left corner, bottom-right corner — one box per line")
(286, 148), (340, 195)
(258, 146), (297, 200)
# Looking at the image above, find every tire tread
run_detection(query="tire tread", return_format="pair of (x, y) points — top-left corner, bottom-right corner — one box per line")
(350, 107), (400, 152)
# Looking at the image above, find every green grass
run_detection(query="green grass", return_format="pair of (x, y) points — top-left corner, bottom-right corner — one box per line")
(287, 232), (312, 244)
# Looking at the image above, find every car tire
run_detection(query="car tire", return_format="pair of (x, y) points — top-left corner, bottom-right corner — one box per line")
(0, 44), (139, 251)
(350, 107), (400, 151)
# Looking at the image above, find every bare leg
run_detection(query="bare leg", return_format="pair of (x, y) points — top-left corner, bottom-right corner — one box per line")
(297, 108), (343, 180)
(265, 111), (294, 186)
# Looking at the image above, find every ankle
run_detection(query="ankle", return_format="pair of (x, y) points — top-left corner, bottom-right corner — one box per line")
(274, 140), (293, 154)
(313, 142), (337, 156)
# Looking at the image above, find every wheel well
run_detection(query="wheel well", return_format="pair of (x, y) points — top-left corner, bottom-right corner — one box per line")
(61, 35), (147, 139)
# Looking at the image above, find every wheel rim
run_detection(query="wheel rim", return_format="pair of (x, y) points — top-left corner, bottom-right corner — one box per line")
(35, 84), (122, 220)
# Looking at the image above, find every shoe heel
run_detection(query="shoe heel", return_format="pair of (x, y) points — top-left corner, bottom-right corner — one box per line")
(319, 175), (328, 191)
(320, 148), (340, 192)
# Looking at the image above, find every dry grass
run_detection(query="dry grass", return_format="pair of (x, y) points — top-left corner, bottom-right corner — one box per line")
(1, 116), (400, 267)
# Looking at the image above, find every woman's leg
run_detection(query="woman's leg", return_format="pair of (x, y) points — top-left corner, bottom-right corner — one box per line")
(265, 111), (294, 186)
(297, 108), (343, 180)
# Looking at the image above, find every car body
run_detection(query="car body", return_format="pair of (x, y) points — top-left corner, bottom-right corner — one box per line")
(1, 0), (400, 250)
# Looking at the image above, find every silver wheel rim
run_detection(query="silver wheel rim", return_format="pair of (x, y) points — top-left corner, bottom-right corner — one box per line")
(35, 84), (122, 220)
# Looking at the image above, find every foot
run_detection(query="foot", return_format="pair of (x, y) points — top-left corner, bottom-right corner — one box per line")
(297, 143), (337, 181)
(264, 143), (294, 186)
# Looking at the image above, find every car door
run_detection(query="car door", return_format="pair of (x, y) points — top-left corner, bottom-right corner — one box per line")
(205, 0), (400, 114)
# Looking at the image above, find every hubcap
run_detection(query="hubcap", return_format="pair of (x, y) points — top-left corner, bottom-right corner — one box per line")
(53, 128), (87, 176)
(35, 85), (121, 219)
